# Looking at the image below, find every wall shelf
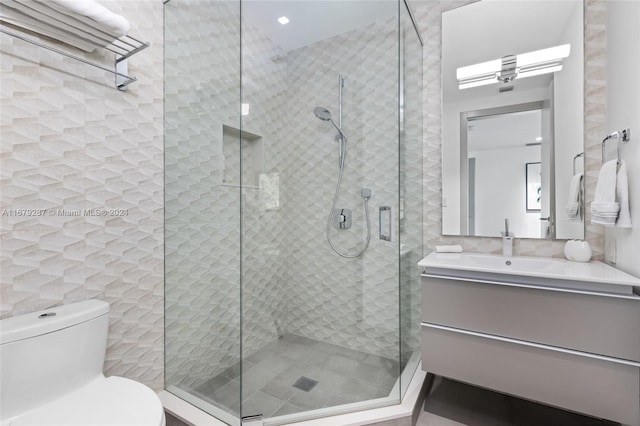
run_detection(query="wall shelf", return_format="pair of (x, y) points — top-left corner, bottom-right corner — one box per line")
(0, 2), (149, 90)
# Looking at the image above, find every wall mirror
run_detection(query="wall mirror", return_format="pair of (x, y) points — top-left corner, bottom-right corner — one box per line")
(441, 0), (585, 240)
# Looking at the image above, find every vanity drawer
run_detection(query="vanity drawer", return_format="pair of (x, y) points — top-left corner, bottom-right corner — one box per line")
(421, 325), (640, 425)
(422, 276), (640, 362)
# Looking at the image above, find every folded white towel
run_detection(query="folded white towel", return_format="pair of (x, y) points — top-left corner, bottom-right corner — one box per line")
(45, 0), (130, 37)
(566, 202), (579, 216)
(591, 203), (618, 225)
(566, 173), (583, 221)
(435, 245), (463, 253)
(615, 160), (632, 228)
(0, 0), (129, 52)
(591, 160), (620, 225)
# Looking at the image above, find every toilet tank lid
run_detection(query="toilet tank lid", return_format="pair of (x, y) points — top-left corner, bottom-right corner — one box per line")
(0, 300), (110, 345)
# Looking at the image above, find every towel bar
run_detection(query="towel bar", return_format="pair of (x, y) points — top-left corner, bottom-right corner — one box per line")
(602, 129), (631, 165)
(573, 152), (584, 175)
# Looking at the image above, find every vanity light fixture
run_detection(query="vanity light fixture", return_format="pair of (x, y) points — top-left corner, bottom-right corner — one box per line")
(278, 16), (289, 25)
(457, 44), (570, 90)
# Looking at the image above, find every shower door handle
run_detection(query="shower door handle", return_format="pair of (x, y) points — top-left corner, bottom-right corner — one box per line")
(379, 206), (394, 242)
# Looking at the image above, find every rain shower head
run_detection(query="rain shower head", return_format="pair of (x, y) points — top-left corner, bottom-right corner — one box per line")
(314, 107), (332, 121)
(313, 106), (347, 141)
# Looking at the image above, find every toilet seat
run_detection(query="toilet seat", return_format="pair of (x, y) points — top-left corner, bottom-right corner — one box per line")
(10, 376), (165, 426)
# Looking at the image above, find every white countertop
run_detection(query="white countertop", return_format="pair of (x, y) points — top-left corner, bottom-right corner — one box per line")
(419, 252), (640, 290)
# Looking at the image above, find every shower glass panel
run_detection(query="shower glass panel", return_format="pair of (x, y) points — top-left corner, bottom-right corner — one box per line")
(240, 1), (401, 422)
(164, 0), (242, 424)
(164, 1), (423, 424)
(399, 0), (423, 399)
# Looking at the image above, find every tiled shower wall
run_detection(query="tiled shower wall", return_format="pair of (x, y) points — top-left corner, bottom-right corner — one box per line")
(283, 11), (423, 361)
(283, 17), (405, 360)
(412, 0), (607, 259)
(0, 0), (164, 391)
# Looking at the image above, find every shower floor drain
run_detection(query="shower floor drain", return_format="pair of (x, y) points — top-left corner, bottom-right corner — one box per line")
(292, 376), (318, 392)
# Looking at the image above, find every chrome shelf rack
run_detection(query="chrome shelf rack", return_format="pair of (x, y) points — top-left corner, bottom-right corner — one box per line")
(0, 4), (149, 90)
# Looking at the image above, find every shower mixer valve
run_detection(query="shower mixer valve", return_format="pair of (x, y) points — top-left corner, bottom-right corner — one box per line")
(334, 208), (352, 229)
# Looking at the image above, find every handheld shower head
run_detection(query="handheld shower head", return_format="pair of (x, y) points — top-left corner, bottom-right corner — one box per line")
(314, 107), (332, 121)
(313, 106), (347, 141)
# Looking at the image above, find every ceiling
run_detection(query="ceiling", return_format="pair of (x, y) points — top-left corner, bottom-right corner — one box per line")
(242, 0), (398, 52)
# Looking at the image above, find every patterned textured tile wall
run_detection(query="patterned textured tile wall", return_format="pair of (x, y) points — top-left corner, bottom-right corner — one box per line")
(284, 17), (411, 361)
(0, 1), (164, 390)
(412, 0), (606, 259)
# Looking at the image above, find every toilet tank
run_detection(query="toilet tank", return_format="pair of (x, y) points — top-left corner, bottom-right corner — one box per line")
(0, 300), (110, 422)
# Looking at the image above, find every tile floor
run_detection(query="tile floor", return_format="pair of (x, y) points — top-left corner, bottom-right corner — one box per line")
(187, 334), (400, 418)
(417, 378), (620, 426)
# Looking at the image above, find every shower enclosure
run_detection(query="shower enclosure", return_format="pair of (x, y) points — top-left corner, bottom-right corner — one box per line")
(164, 1), (423, 424)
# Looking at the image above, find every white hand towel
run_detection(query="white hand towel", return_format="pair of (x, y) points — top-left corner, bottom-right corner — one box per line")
(615, 160), (632, 228)
(435, 245), (463, 253)
(591, 160), (620, 225)
(566, 173), (583, 221)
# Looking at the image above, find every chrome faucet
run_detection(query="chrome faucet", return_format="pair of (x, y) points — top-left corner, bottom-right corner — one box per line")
(501, 218), (514, 257)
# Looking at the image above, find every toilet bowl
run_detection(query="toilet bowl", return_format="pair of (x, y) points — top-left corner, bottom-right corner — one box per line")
(0, 300), (165, 426)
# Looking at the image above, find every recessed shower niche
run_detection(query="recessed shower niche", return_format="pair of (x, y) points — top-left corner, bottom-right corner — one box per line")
(222, 124), (263, 189)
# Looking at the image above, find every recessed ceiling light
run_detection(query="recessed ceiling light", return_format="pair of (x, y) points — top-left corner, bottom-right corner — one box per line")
(278, 16), (289, 25)
(536, 136), (542, 141)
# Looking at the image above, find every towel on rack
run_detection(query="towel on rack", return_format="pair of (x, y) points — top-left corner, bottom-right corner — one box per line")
(0, 0), (129, 52)
(566, 173), (583, 221)
(615, 161), (632, 228)
(591, 160), (631, 227)
(45, 0), (130, 36)
(435, 245), (463, 253)
(591, 160), (619, 225)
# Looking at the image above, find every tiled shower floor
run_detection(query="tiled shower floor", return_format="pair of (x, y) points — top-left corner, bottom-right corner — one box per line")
(187, 334), (400, 418)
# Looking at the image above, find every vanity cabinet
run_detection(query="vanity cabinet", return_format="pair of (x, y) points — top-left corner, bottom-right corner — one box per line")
(419, 255), (640, 426)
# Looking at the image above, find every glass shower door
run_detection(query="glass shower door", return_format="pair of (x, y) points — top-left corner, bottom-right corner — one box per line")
(399, 0), (424, 399)
(164, 0), (242, 423)
(239, 1), (403, 423)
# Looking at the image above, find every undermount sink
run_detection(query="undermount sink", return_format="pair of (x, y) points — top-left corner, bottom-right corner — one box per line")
(418, 252), (640, 296)
(465, 253), (564, 272)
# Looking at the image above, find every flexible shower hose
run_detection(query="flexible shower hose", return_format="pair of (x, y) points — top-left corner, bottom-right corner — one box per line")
(325, 142), (371, 258)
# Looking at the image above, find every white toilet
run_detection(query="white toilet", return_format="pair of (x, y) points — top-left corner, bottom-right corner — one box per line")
(0, 300), (166, 426)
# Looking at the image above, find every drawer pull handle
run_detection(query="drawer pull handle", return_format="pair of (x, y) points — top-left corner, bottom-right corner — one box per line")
(422, 273), (640, 301)
(422, 322), (640, 368)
